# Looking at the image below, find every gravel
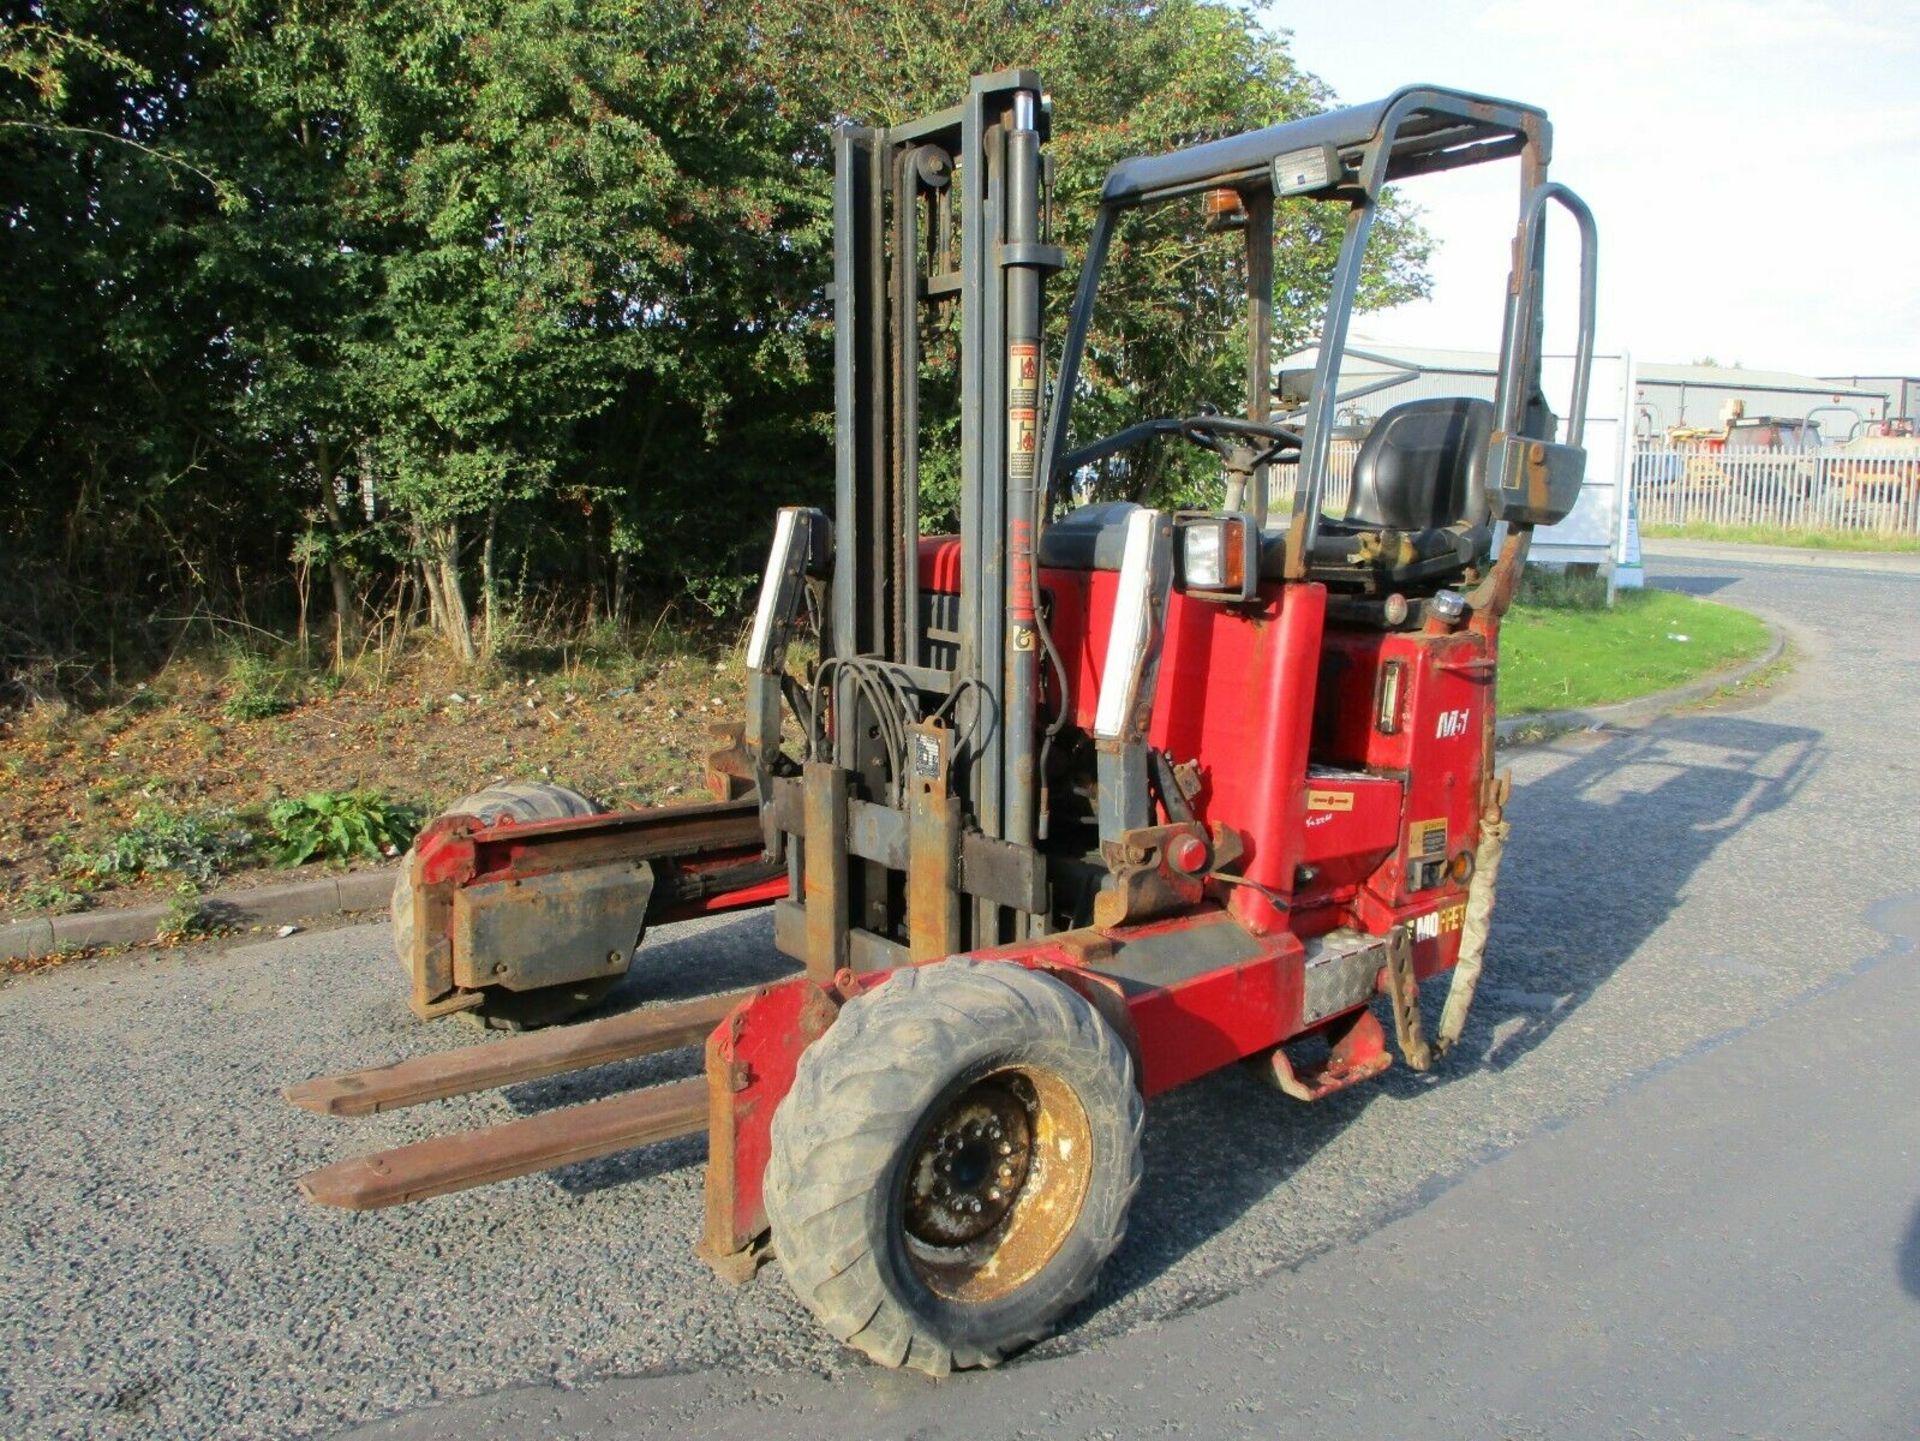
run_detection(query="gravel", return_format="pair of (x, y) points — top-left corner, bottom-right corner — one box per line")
(2, 555), (1916, 1441)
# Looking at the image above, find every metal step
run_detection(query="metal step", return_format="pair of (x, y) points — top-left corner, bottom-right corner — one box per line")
(285, 987), (752, 1116)
(297, 1078), (708, 1209)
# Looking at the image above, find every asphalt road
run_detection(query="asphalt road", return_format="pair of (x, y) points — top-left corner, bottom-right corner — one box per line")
(3, 552), (1917, 1441)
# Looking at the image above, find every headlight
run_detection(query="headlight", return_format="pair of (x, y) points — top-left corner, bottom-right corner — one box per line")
(1177, 513), (1253, 600)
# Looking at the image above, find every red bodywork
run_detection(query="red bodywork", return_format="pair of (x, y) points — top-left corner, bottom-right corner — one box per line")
(403, 798), (783, 1018)
(702, 538), (1500, 1261)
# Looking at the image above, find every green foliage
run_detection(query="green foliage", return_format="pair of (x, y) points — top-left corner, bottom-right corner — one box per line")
(154, 882), (216, 945)
(1501, 589), (1772, 716)
(58, 806), (257, 886)
(17, 877), (95, 914)
(266, 791), (420, 866)
(221, 653), (295, 720)
(752, 0), (1432, 507)
(1, 1), (1433, 695)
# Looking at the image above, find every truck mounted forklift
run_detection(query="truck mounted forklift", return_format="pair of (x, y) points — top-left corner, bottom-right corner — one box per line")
(289, 72), (1597, 1375)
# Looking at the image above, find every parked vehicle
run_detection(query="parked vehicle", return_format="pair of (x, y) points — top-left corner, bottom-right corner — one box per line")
(288, 73), (1596, 1375)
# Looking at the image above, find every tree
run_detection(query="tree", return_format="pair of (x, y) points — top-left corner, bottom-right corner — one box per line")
(0, 0), (1434, 692)
(0, 3), (257, 692)
(750, 0), (1432, 509)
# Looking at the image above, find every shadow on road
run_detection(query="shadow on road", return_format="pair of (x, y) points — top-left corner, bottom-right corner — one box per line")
(1655, 572), (1746, 597)
(490, 908), (786, 1197)
(1085, 709), (1824, 1317)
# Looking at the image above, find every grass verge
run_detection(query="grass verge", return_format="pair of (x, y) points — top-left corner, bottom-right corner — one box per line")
(1640, 522), (1920, 553)
(3, 581), (1774, 916)
(1500, 584), (1772, 717)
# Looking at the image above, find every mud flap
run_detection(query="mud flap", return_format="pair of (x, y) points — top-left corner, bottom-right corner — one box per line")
(700, 978), (841, 1280)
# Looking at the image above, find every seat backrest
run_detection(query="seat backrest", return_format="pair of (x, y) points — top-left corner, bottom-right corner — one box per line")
(1343, 397), (1494, 532)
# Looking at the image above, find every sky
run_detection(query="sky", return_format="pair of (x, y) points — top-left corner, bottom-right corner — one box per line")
(1267, 0), (1920, 378)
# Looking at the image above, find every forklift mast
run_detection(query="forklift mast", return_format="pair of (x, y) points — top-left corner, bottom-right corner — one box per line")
(749, 72), (1064, 976)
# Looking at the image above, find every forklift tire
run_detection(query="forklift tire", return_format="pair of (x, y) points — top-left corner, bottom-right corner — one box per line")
(764, 959), (1143, 1375)
(390, 782), (612, 1031)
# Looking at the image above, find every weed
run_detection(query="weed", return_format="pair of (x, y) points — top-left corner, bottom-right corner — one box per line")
(64, 805), (256, 885)
(18, 878), (95, 913)
(266, 790), (419, 866)
(224, 690), (293, 721)
(223, 652), (294, 721)
(154, 882), (215, 945)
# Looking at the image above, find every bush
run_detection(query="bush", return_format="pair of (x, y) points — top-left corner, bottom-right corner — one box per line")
(223, 653), (294, 721)
(266, 791), (420, 866)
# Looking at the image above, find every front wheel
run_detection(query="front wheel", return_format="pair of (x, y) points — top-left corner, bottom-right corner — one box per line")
(763, 959), (1143, 1375)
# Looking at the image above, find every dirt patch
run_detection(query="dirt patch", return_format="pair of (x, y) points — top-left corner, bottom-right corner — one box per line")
(0, 642), (746, 918)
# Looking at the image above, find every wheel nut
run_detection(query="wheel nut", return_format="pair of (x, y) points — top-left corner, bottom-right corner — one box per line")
(998, 1163), (1013, 1180)
(998, 1141), (1012, 1155)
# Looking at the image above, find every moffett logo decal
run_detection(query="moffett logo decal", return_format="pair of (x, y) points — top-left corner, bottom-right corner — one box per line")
(1413, 903), (1467, 941)
(1435, 707), (1472, 739)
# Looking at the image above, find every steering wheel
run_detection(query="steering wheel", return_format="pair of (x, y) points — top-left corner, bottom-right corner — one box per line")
(1173, 412), (1304, 472)
(1058, 413), (1304, 477)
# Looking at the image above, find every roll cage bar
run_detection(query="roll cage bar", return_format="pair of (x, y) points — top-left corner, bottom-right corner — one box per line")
(1041, 85), (1593, 580)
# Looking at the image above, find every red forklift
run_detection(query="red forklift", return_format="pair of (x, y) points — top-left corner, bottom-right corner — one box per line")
(290, 72), (1597, 1376)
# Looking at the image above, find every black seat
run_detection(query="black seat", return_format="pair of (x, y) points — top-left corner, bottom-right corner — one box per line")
(1044, 399), (1497, 594)
(1265, 396), (1495, 592)
(1344, 396), (1493, 531)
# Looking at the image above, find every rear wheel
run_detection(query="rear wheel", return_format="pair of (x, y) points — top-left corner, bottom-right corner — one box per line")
(764, 959), (1143, 1375)
(391, 782), (616, 1030)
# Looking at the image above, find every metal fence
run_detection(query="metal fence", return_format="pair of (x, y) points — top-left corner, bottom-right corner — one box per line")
(1266, 441), (1358, 518)
(1631, 443), (1920, 536)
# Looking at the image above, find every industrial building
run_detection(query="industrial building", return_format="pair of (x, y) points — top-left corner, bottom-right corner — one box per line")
(1278, 342), (1892, 442)
(1818, 375), (1920, 427)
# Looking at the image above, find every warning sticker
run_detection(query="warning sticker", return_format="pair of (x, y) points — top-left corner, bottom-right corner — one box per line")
(1408, 817), (1448, 863)
(1009, 341), (1040, 409)
(1008, 407), (1038, 481)
(1306, 789), (1355, 812)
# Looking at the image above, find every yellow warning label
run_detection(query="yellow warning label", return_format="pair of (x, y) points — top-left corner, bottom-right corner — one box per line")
(1306, 789), (1355, 812)
(1408, 817), (1448, 862)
